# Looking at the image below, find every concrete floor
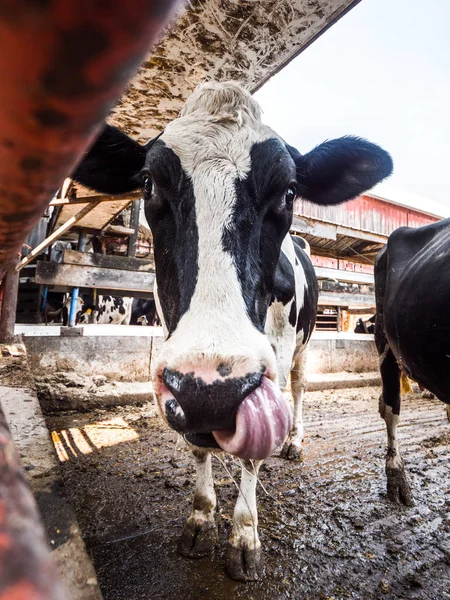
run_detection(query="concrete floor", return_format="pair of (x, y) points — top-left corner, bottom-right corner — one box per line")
(47, 387), (450, 600)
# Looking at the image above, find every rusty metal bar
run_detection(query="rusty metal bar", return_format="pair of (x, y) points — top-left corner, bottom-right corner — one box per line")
(0, 258), (19, 344)
(0, 0), (182, 281)
(0, 404), (66, 599)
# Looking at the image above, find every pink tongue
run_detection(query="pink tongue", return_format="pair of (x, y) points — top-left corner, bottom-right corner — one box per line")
(212, 377), (292, 460)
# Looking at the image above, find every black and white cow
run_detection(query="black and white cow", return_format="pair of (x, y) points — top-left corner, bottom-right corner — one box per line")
(130, 298), (161, 326)
(77, 295), (132, 325)
(74, 81), (392, 580)
(375, 219), (450, 506)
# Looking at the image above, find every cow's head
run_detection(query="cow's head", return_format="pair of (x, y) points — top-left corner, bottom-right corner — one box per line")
(74, 81), (392, 459)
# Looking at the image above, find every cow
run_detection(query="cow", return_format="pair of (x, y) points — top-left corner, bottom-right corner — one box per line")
(77, 295), (132, 325)
(130, 298), (161, 326)
(354, 314), (375, 334)
(374, 219), (450, 506)
(43, 293), (83, 326)
(73, 81), (392, 580)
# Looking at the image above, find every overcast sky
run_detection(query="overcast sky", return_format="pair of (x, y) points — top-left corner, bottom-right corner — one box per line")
(255, 0), (450, 209)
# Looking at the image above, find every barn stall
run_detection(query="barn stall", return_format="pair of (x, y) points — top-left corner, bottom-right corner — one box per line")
(0, 1), (449, 599)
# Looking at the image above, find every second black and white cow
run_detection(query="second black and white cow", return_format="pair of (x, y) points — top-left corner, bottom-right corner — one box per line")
(74, 81), (392, 580)
(375, 219), (450, 506)
(130, 298), (161, 326)
(77, 295), (132, 325)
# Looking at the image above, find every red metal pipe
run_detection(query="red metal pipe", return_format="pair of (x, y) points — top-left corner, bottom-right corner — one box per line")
(0, 406), (67, 599)
(0, 0), (182, 280)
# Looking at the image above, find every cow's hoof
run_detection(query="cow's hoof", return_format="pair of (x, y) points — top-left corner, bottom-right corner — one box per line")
(386, 468), (414, 506)
(177, 519), (218, 558)
(226, 542), (262, 581)
(280, 440), (303, 461)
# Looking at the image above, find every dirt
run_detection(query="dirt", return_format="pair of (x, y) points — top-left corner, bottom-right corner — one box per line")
(35, 372), (152, 413)
(46, 387), (450, 600)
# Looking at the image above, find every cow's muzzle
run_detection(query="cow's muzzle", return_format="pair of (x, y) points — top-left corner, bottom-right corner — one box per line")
(162, 368), (292, 460)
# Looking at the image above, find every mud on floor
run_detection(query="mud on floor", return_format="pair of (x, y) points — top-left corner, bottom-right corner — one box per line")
(46, 387), (450, 600)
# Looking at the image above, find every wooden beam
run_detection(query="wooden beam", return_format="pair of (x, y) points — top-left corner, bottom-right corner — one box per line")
(291, 216), (337, 240)
(0, 259), (19, 343)
(104, 225), (135, 236)
(318, 291), (375, 308)
(315, 266), (374, 285)
(128, 199), (141, 257)
(336, 224), (387, 244)
(63, 250), (154, 272)
(15, 198), (103, 272)
(35, 262), (154, 293)
(49, 191), (142, 207)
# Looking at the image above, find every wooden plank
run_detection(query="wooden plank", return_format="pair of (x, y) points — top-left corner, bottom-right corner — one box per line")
(128, 199), (141, 257)
(336, 225), (387, 244)
(54, 199), (132, 232)
(104, 225), (134, 236)
(291, 216), (337, 240)
(0, 259), (19, 343)
(35, 262), (154, 293)
(318, 291), (375, 308)
(315, 266), (374, 285)
(63, 250), (154, 272)
(49, 191), (142, 207)
(15, 198), (103, 272)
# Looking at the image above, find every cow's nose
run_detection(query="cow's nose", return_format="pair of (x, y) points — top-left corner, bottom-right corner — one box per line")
(162, 367), (262, 433)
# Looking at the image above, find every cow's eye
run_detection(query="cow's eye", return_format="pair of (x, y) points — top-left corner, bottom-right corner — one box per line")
(140, 170), (152, 193)
(284, 186), (297, 206)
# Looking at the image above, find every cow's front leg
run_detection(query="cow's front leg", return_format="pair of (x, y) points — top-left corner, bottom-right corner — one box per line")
(379, 347), (413, 506)
(226, 460), (262, 581)
(446, 403), (450, 423)
(178, 449), (218, 558)
(281, 348), (307, 460)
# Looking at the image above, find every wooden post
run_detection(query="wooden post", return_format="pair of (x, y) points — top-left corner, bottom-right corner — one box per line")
(128, 199), (141, 258)
(0, 258), (20, 343)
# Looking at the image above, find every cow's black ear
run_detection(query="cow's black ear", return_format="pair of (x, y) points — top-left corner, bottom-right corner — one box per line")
(289, 136), (393, 205)
(72, 125), (147, 194)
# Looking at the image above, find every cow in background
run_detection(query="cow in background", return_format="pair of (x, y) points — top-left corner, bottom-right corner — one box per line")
(44, 293), (83, 326)
(130, 298), (161, 326)
(354, 314), (375, 334)
(375, 219), (450, 506)
(77, 295), (132, 325)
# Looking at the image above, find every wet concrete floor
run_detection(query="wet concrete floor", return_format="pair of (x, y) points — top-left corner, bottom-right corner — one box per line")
(46, 387), (450, 600)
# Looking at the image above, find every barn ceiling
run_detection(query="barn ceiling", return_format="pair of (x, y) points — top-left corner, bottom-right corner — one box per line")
(109, 0), (361, 142)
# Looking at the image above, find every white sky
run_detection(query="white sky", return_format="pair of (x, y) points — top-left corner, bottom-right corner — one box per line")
(255, 0), (450, 212)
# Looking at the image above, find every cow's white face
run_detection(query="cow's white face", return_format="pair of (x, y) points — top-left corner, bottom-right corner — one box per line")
(143, 83), (297, 455)
(73, 80), (393, 459)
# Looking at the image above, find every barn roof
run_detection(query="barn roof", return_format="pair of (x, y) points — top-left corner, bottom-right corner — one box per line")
(109, 0), (362, 141)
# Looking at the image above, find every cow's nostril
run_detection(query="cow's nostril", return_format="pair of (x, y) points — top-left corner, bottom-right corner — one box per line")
(217, 363), (232, 377)
(163, 367), (183, 392)
(165, 398), (186, 431)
